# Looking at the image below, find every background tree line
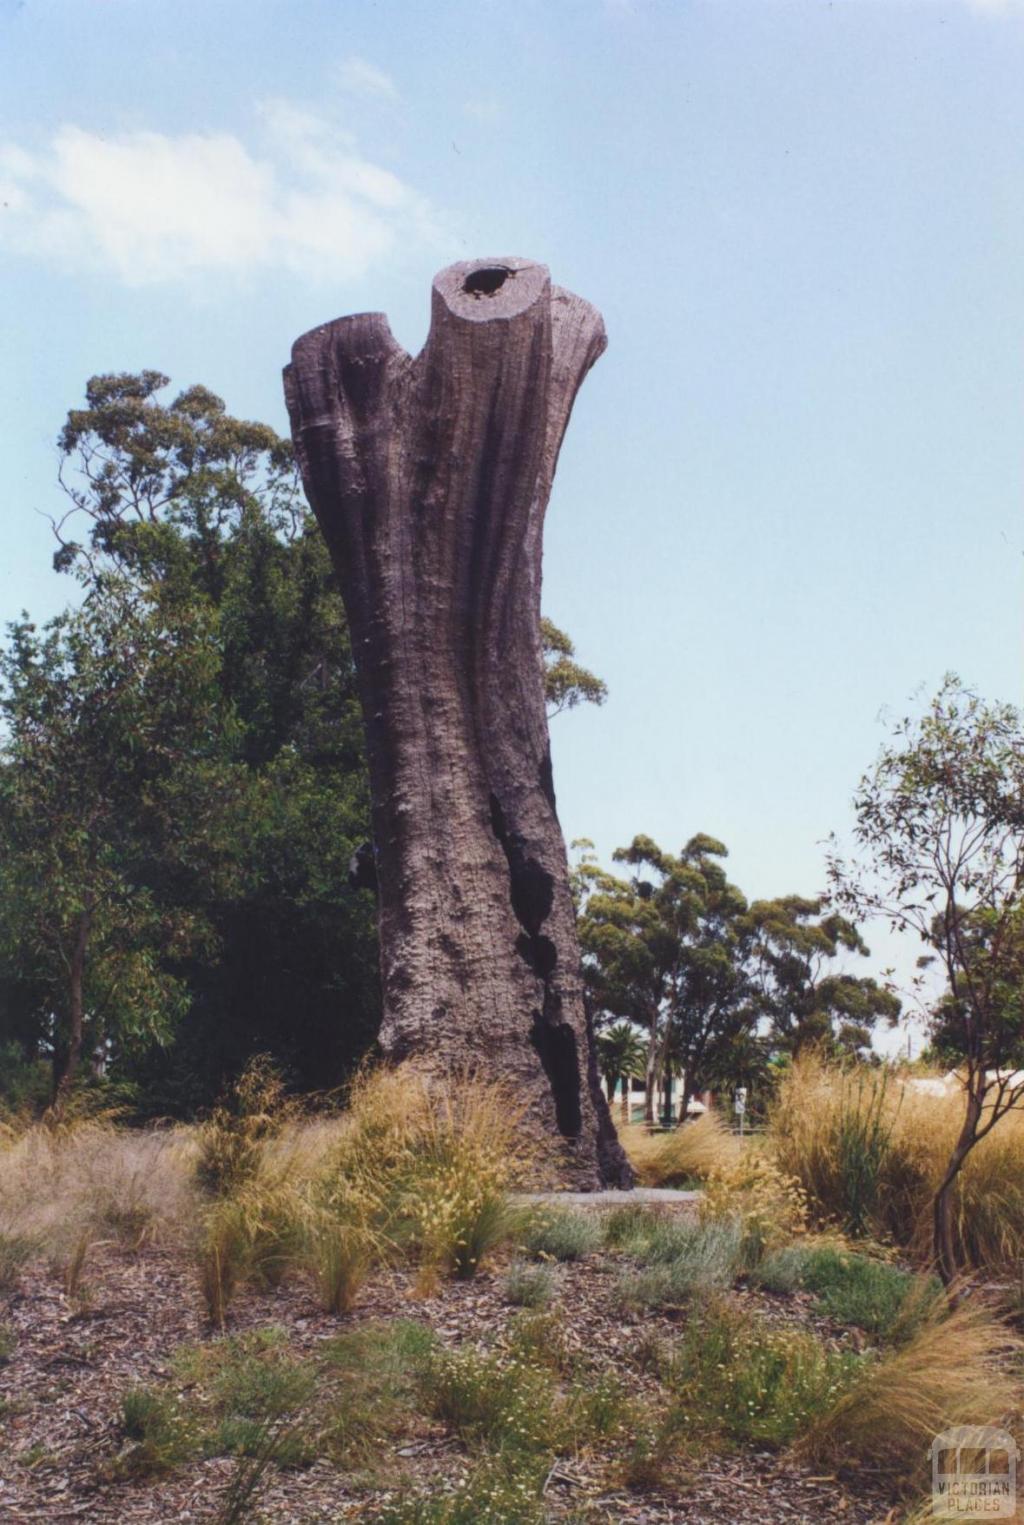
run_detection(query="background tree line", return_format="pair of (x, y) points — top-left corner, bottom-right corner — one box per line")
(0, 373), (612, 1114)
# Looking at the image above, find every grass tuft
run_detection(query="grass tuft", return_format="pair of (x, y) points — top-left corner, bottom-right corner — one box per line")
(800, 1299), (1023, 1486)
(503, 1260), (558, 1308)
(517, 1208), (601, 1262)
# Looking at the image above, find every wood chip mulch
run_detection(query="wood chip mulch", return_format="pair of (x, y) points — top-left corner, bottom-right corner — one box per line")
(0, 1244), (905, 1525)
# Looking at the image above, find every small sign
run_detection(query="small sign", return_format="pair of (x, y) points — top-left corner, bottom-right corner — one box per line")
(734, 1087), (747, 1115)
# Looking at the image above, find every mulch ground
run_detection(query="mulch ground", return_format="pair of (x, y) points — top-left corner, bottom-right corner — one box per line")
(0, 1242), (904, 1525)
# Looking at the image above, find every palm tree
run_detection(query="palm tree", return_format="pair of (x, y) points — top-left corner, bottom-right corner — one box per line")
(596, 1022), (648, 1122)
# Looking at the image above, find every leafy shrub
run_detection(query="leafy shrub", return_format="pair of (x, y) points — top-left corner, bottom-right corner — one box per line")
(615, 1218), (742, 1310)
(801, 1301), (1023, 1486)
(502, 1309), (574, 1374)
(503, 1260), (558, 1308)
(566, 1370), (632, 1441)
(517, 1208), (600, 1262)
(369, 1455), (547, 1524)
(670, 1299), (861, 1447)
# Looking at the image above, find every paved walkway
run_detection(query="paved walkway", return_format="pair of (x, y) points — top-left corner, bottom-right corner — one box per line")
(515, 1187), (700, 1207)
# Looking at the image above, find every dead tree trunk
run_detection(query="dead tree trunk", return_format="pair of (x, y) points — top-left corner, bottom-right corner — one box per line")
(284, 258), (632, 1188)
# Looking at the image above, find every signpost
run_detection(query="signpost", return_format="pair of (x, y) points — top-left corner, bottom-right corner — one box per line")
(734, 1086), (747, 1139)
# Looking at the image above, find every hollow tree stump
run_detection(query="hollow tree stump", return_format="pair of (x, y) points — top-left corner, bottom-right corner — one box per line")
(284, 257), (632, 1188)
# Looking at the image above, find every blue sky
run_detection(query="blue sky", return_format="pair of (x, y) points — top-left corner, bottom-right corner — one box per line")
(2, 0), (1023, 1049)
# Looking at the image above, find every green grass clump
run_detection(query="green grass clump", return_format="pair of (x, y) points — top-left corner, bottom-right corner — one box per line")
(602, 1203), (661, 1247)
(755, 1243), (940, 1340)
(321, 1319), (435, 1458)
(503, 1261), (558, 1308)
(171, 1326), (314, 1465)
(668, 1300), (861, 1447)
(368, 1455), (547, 1524)
(423, 1345), (559, 1457)
(517, 1208), (601, 1262)
(118, 1386), (196, 1476)
(0, 1321), (15, 1364)
(614, 1218), (742, 1310)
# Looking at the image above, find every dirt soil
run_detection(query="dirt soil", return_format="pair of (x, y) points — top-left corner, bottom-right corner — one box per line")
(0, 1243), (904, 1525)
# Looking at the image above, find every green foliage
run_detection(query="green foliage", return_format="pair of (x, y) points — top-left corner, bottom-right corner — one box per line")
(755, 1243), (940, 1340)
(1, 372), (377, 1111)
(502, 1260), (558, 1308)
(118, 1386), (196, 1476)
(423, 1346), (559, 1457)
(578, 833), (895, 1118)
(321, 1319), (435, 1458)
(540, 618), (607, 717)
(614, 1218), (742, 1308)
(669, 1300), (862, 1447)
(517, 1208), (601, 1262)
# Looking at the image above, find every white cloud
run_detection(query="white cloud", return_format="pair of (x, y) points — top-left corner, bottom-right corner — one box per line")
(337, 56), (399, 101)
(0, 105), (438, 285)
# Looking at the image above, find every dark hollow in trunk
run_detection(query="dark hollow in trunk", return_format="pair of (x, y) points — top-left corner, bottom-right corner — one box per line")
(284, 257), (632, 1189)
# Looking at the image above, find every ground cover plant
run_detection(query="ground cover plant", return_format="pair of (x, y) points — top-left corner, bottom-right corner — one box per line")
(2, 1063), (1022, 1524)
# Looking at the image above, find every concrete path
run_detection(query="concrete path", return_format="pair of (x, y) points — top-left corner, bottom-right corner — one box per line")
(515, 1187), (700, 1207)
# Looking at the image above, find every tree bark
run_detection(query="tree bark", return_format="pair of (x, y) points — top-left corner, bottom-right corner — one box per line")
(284, 258), (632, 1188)
(933, 1083), (984, 1296)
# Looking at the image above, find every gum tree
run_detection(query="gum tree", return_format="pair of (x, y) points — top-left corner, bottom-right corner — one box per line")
(829, 676), (1024, 1289)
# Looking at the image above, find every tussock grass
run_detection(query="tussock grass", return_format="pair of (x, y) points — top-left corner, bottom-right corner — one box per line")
(0, 1118), (194, 1266)
(0, 1231), (34, 1294)
(800, 1299), (1023, 1487)
(620, 1111), (741, 1186)
(767, 1053), (1024, 1270)
(502, 1260), (559, 1308)
(516, 1207), (601, 1262)
(614, 1218), (742, 1310)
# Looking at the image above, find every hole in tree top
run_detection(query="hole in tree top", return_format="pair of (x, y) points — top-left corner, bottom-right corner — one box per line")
(463, 266), (512, 297)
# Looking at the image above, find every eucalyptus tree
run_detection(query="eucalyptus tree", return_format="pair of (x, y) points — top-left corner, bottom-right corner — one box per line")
(829, 676), (1024, 1288)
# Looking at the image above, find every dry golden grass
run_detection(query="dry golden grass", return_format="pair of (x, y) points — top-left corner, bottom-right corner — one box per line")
(0, 1118), (195, 1261)
(767, 1053), (1024, 1270)
(800, 1297), (1022, 1488)
(621, 1111), (742, 1186)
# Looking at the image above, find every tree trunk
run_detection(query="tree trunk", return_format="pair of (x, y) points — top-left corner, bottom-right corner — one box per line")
(284, 258), (632, 1189)
(933, 1084), (983, 1295)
